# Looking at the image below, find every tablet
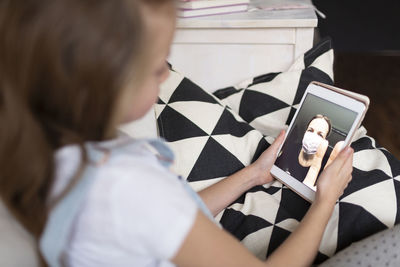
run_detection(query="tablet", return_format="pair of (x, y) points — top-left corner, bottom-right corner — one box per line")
(270, 82), (369, 202)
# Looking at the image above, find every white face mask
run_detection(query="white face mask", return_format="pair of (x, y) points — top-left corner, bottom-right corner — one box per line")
(302, 131), (323, 155)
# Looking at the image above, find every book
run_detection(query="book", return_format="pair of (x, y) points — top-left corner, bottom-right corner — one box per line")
(247, 0), (326, 18)
(178, 0), (250, 10)
(177, 4), (248, 18)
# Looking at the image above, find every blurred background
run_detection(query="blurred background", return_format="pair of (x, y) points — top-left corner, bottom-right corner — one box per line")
(312, 0), (400, 158)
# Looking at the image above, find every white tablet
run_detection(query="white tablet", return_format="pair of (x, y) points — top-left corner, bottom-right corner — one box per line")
(271, 82), (369, 202)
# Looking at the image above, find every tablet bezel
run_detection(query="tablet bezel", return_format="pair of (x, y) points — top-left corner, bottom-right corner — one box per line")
(270, 82), (367, 202)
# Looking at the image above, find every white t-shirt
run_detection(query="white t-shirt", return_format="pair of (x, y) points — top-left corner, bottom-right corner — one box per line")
(50, 138), (198, 267)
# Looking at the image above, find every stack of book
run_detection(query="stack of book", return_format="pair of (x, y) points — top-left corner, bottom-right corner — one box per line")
(177, 0), (250, 18)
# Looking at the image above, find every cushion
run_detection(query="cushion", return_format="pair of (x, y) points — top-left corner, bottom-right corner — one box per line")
(156, 69), (272, 192)
(118, 107), (158, 139)
(155, 39), (400, 264)
(213, 37), (334, 137)
(318, 223), (400, 267)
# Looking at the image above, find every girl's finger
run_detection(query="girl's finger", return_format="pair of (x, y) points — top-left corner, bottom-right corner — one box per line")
(338, 150), (353, 179)
(270, 130), (285, 156)
(273, 130), (285, 146)
(331, 146), (353, 172)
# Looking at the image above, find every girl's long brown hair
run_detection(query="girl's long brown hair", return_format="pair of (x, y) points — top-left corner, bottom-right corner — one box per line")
(0, 0), (171, 241)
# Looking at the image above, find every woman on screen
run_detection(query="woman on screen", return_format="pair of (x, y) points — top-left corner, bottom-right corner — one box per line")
(300, 115), (344, 189)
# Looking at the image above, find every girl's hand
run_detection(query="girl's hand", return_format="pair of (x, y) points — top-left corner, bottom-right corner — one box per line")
(324, 140), (345, 169)
(198, 130), (285, 216)
(315, 146), (353, 208)
(248, 130), (286, 186)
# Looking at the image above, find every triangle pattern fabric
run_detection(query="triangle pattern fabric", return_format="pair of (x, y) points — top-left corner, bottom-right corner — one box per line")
(169, 102), (224, 135)
(337, 202), (388, 251)
(249, 183), (283, 198)
(394, 180), (400, 224)
(341, 168), (392, 198)
(187, 137), (245, 182)
(275, 188), (310, 224)
(231, 190), (248, 205)
(189, 177), (224, 193)
(241, 226), (274, 260)
(219, 89), (245, 114)
(293, 67), (333, 106)
(211, 131), (263, 166)
(219, 208), (273, 241)
(246, 70), (301, 105)
(213, 86), (241, 100)
(227, 107), (249, 123)
(275, 218), (299, 232)
(351, 136), (375, 152)
(250, 106), (291, 125)
(168, 136), (209, 179)
(233, 184), (279, 205)
(381, 149), (400, 177)
(304, 37), (332, 67)
(211, 38), (335, 134)
(168, 78), (219, 104)
(285, 106), (298, 125)
(251, 137), (271, 163)
(309, 49), (334, 81)
(271, 186), (283, 202)
(319, 205), (339, 257)
(353, 148), (393, 177)
(211, 108), (254, 137)
(341, 179), (397, 228)
(288, 54), (305, 71)
(229, 191), (281, 225)
(239, 90), (290, 123)
(249, 72), (281, 86)
(159, 70), (184, 103)
(157, 105), (208, 142)
(157, 98), (165, 105)
(314, 252), (329, 265)
(249, 107), (291, 137)
(267, 225), (292, 256)
(154, 102), (166, 119)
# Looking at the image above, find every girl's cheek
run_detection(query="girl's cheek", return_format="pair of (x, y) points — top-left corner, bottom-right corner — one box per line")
(158, 66), (170, 84)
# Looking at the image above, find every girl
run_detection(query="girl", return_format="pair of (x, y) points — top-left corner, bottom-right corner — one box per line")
(0, 0), (353, 267)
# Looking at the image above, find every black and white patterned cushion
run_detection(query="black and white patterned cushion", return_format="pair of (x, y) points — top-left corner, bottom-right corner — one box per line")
(156, 40), (400, 264)
(157, 70), (271, 188)
(213, 37), (334, 137)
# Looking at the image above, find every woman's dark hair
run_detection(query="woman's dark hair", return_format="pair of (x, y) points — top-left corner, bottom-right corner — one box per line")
(0, 0), (172, 243)
(307, 114), (332, 138)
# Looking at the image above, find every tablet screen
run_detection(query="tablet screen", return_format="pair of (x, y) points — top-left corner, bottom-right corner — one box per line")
(275, 93), (357, 190)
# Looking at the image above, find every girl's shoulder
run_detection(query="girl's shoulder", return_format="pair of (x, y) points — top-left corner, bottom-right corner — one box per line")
(52, 136), (176, 202)
(91, 135), (172, 163)
(50, 137), (198, 265)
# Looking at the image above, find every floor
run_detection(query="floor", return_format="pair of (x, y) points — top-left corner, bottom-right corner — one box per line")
(333, 53), (400, 159)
